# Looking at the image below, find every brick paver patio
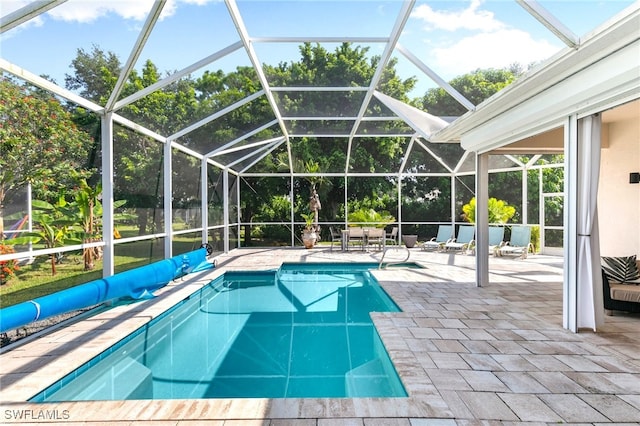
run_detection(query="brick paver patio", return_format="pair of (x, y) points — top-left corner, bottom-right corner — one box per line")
(1, 247), (639, 424)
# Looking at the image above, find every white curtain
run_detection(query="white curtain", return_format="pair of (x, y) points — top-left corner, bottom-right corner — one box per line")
(576, 114), (604, 331)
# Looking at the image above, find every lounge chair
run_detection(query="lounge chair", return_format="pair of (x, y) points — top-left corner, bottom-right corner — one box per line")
(444, 225), (475, 253)
(488, 226), (505, 255)
(496, 225), (534, 259)
(420, 224), (453, 251)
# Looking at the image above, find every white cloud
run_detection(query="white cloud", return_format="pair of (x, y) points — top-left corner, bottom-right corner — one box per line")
(408, 0), (562, 79)
(411, 0), (504, 32)
(46, 0), (157, 23)
(41, 0), (219, 23)
(430, 29), (560, 77)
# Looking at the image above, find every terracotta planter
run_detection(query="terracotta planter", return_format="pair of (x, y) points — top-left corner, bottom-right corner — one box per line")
(402, 234), (418, 248)
(302, 230), (318, 249)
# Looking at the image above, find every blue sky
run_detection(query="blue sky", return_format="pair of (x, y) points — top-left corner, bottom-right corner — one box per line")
(1, 0), (635, 98)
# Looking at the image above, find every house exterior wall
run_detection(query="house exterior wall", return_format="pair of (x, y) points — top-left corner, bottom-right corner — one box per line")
(599, 117), (640, 256)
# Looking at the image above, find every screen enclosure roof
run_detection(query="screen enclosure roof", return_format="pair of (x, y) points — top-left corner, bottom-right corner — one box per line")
(1, 0), (635, 175)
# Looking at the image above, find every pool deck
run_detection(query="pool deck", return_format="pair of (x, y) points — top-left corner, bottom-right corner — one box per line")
(1, 247), (640, 424)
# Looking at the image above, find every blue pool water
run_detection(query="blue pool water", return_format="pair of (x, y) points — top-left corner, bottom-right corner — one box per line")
(32, 263), (407, 401)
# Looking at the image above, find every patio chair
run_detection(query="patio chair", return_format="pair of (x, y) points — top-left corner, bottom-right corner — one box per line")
(347, 226), (366, 250)
(420, 224), (453, 251)
(496, 225), (534, 259)
(366, 228), (386, 251)
(444, 225), (475, 253)
(329, 227), (343, 252)
(384, 226), (399, 246)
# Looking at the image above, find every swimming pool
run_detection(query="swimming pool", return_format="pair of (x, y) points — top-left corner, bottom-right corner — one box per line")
(32, 263), (407, 401)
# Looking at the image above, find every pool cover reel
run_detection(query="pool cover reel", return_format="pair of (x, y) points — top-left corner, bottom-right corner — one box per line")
(0, 247), (214, 334)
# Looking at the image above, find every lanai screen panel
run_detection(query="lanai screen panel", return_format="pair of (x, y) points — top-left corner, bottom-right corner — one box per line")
(354, 119), (414, 137)
(207, 165), (225, 227)
(455, 175), (476, 211)
(116, 49), (258, 139)
(401, 175), (453, 235)
(113, 124), (165, 238)
(176, 95), (278, 159)
(404, 145), (452, 174)
(0, 1), (141, 93)
(489, 155), (522, 171)
(172, 149), (202, 231)
(533, 1), (633, 40)
(236, 1), (403, 38)
(273, 90), (367, 118)
(201, 121), (284, 168)
(349, 137), (408, 174)
(124, 1), (244, 81)
(288, 137), (350, 174)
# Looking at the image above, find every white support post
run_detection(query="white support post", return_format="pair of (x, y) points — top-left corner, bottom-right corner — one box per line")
(101, 113), (115, 277)
(451, 175), (457, 225)
(522, 167), (528, 225)
(290, 174), (295, 247)
(538, 168), (545, 251)
(164, 140), (173, 258)
(475, 152), (489, 287)
(27, 182), (33, 257)
(201, 159), (208, 245)
(564, 114), (579, 331)
(344, 175), (349, 227)
(223, 168), (230, 252)
(397, 175), (402, 240)
(236, 171), (241, 250)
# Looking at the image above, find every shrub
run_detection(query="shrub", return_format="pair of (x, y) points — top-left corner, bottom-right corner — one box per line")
(462, 197), (516, 224)
(0, 243), (20, 285)
(347, 208), (395, 228)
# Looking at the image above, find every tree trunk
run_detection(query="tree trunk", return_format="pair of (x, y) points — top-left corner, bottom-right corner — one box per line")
(243, 223), (252, 246)
(83, 239), (95, 271)
(50, 254), (57, 276)
(138, 209), (148, 236)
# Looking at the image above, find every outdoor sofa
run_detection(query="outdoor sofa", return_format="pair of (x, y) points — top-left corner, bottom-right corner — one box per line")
(601, 256), (640, 315)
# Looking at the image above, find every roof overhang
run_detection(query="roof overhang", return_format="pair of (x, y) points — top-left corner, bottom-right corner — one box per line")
(430, 4), (640, 154)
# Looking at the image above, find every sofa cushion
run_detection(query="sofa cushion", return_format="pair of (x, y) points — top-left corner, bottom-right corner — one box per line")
(610, 283), (640, 303)
(601, 255), (640, 284)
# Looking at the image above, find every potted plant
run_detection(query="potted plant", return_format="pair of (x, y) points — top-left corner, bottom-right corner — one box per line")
(402, 234), (418, 248)
(301, 212), (318, 249)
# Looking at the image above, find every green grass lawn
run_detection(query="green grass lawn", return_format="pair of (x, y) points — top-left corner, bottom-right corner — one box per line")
(0, 237), (203, 308)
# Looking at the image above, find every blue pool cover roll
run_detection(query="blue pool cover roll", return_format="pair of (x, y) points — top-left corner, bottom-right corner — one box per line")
(0, 248), (214, 334)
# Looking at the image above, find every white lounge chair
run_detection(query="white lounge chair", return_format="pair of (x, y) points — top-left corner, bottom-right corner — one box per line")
(489, 226), (505, 256)
(496, 225), (534, 259)
(445, 225), (475, 253)
(420, 224), (453, 251)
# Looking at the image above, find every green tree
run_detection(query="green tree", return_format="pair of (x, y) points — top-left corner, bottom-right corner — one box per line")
(262, 43), (416, 234)
(421, 67), (521, 116)
(66, 50), (202, 235)
(0, 77), (91, 241)
(65, 44), (121, 103)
